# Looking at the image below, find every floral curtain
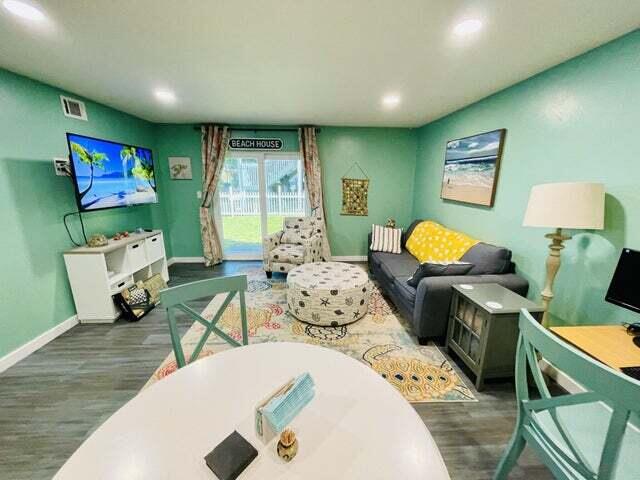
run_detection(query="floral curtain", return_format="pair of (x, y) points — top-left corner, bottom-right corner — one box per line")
(200, 125), (230, 266)
(299, 127), (331, 261)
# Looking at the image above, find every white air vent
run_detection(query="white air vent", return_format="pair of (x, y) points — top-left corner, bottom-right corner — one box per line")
(60, 95), (88, 121)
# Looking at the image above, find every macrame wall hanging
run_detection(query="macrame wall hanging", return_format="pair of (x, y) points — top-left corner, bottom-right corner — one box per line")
(341, 162), (369, 216)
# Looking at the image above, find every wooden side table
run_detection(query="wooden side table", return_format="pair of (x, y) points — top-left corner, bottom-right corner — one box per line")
(446, 283), (544, 390)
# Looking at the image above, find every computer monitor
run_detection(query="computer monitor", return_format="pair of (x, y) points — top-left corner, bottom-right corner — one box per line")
(606, 248), (640, 348)
(606, 248), (640, 314)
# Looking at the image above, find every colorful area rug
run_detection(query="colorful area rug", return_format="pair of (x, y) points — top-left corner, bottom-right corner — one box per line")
(146, 265), (475, 403)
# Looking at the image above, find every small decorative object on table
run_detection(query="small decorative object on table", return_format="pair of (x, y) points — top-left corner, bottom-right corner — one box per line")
(277, 429), (298, 462)
(86, 234), (108, 248)
(112, 231), (130, 241)
(385, 218), (396, 229)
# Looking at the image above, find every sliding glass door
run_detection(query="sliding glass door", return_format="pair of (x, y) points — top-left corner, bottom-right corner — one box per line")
(264, 156), (306, 237)
(216, 156), (262, 258)
(216, 152), (307, 260)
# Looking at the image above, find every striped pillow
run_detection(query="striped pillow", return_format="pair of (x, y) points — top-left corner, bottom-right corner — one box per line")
(370, 224), (402, 254)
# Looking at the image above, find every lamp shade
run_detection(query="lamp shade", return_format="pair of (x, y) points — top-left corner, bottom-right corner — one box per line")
(523, 182), (605, 229)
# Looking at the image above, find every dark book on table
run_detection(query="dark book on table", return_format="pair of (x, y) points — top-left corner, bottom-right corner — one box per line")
(204, 430), (258, 480)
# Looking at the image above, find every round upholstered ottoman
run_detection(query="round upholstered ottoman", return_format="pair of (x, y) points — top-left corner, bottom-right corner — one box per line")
(286, 262), (372, 326)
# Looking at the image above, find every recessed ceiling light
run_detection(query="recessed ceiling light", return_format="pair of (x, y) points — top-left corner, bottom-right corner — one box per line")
(2, 0), (45, 22)
(382, 94), (401, 109)
(453, 18), (483, 37)
(154, 88), (176, 104)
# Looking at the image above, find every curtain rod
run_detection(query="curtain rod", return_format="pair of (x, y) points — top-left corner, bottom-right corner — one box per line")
(193, 125), (320, 133)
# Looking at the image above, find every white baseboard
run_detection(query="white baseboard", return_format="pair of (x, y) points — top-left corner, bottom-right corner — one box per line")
(168, 256), (205, 266)
(539, 358), (584, 394)
(0, 315), (79, 373)
(331, 255), (368, 262)
(169, 256), (366, 265)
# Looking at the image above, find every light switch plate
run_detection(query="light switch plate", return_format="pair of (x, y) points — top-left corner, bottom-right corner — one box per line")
(54, 157), (70, 176)
(196, 190), (202, 199)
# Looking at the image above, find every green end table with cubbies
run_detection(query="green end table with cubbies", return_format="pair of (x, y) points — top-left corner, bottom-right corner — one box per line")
(446, 283), (544, 391)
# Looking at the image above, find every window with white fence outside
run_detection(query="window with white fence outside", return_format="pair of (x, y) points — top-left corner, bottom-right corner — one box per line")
(217, 155), (308, 258)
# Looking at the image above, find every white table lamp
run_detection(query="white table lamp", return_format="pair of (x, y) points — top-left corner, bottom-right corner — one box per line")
(523, 182), (605, 326)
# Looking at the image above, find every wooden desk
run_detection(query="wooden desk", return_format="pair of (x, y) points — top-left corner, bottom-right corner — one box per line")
(550, 325), (640, 370)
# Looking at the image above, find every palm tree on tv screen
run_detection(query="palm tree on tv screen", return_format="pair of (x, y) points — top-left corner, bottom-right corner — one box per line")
(70, 142), (107, 200)
(120, 146), (137, 181)
(120, 146), (156, 192)
(132, 158), (156, 191)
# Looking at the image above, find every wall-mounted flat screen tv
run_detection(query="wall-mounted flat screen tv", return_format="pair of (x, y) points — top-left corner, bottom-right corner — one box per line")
(66, 133), (157, 212)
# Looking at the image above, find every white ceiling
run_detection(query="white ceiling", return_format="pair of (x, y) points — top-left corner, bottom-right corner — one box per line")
(1, 1), (638, 127)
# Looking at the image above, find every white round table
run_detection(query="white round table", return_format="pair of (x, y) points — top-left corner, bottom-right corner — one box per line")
(54, 343), (450, 480)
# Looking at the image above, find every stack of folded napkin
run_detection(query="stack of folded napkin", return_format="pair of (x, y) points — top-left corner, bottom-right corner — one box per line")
(256, 372), (315, 438)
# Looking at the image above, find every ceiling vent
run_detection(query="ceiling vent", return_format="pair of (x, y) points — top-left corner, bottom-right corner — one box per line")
(60, 95), (88, 121)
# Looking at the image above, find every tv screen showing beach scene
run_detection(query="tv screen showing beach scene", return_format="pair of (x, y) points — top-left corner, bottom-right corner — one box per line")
(440, 129), (506, 207)
(66, 133), (157, 211)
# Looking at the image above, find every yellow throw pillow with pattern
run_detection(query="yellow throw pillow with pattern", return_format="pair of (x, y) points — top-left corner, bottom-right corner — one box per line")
(405, 221), (479, 263)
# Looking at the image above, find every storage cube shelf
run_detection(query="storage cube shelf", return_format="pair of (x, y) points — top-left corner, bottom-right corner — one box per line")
(64, 230), (169, 323)
(446, 283), (544, 390)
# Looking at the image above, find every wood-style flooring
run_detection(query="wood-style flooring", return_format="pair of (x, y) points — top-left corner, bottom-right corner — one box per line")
(0, 262), (552, 479)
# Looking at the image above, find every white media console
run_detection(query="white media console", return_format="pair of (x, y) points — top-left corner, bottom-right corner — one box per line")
(64, 230), (169, 324)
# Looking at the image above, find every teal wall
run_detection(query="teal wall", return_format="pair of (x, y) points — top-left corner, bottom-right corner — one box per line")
(154, 125), (417, 257)
(319, 127), (416, 256)
(0, 68), (168, 358)
(411, 31), (640, 326)
(153, 124), (202, 256)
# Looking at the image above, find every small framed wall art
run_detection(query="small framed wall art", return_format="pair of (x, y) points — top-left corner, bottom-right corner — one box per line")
(168, 156), (193, 180)
(340, 162), (369, 216)
(440, 129), (506, 207)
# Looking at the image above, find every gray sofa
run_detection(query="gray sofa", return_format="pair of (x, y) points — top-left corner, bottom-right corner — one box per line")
(368, 220), (529, 344)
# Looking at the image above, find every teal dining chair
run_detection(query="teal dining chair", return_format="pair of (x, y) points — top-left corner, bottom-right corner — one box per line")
(159, 275), (249, 369)
(494, 309), (640, 480)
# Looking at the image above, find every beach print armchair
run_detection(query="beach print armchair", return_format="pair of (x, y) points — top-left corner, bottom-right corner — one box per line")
(263, 216), (324, 277)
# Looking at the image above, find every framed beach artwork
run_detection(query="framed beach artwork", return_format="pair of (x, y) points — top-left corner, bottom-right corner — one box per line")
(168, 156), (192, 180)
(440, 129), (506, 207)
